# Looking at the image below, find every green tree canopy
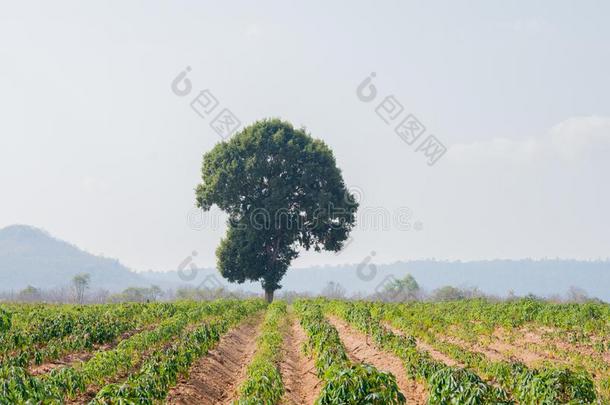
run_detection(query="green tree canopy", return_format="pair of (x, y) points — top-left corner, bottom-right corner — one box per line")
(72, 273), (91, 304)
(196, 119), (358, 301)
(18, 285), (41, 302)
(431, 285), (465, 301)
(381, 274), (420, 301)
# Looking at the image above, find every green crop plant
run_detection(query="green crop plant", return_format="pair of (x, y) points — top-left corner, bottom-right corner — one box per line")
(234, 300), (288, 404)
(294, 300), (406, 404)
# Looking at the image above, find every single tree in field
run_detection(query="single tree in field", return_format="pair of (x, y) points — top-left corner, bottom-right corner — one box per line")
(381, 273), (420, 301)
(431, 285), (465, 302)
(72, 273), (91, 304)
(321, 281), (347, 299)
(18, 285), (41, 302)
(147, 285), (163, 302)
(196, 119), (358, 302)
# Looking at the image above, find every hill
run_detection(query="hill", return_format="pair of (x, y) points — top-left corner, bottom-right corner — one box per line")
(0, 225), (147, 291)
(1, 224), (608, 300)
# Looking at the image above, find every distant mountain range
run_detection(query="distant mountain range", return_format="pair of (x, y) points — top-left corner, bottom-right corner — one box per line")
(279, 259), (610, 301)
(166, 259), (610, 301)
(1, 224), (609, 300)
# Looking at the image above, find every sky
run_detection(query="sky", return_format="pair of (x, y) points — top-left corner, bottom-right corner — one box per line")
(1, 1), (609, 272)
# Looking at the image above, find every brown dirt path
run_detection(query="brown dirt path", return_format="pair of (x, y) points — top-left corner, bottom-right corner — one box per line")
(435, 324), (547, 366)
(166, 315), (262, 405)
(329, 316), (428, 405)
(279, 316), (321, 405)
(440, 335), (506, 363)
(487, 329), (546, 366)
(29, 350), (101, 376)
(383, 322), (462, 367)
(491, 326), (610, 366)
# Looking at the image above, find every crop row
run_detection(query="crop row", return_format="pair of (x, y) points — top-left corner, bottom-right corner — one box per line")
(323, 300), (509, 404)
(0, 299), (263, 403)
(392, 301), (610, 402)
(381, 299), (610, 340)
(294, 300), (405, 404)
(380, 301), (598, 403)
(0, 302), (186, 368)
(2, 303), (146, 347)
(91, 299), (265, 403)
(325, 300), (598, 404)
(233, 300), (288, 404)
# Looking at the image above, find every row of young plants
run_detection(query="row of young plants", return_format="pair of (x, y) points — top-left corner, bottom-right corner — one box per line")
(294, 300), (406, 404)
(0, 303), (185, 362)
(90, 299), (266, 404)
(383, 298), (610, 341)
(1, 303), (200, 403)
(449, 309), (610, 403)
(1, 302), (183, 369)
(323, 299), (510, 404)
(417, 327), (596, 404)
(333, 300), (597, 404)
(233, 300), (288, 404)
(497, 329), (610, 402)
(380, 301), (599, 403)
(0, 300), (261, 403)
(1, 303), (142, 347)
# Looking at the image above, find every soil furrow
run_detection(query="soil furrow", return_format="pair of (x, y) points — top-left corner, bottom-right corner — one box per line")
(279, 317), (321, 405)
(487, 332), (546, 366)
(439, 334), (507, 362)
(328, 316), (427, 405)
(384, 322), (463, 367)
(166, 315), (262, 405)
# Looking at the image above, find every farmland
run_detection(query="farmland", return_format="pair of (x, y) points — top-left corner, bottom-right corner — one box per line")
(1, 298), (609, 404)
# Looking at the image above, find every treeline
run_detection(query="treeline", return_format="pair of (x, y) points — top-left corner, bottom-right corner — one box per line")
(314, 274), (600, 304)
(0, 273), (600, 304)
(0, 270), (260, 303)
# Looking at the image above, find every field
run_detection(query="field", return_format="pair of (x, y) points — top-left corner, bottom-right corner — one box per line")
(1, 299), (609, 404)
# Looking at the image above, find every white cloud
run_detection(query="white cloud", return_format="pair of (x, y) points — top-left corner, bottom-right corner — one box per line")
(413, 116), (610, 261)
(450, 116), (610, 164)
(549, 116), (610, 161)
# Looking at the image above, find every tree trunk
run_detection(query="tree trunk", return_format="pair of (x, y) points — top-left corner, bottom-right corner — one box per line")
(264, 289), (274, 303)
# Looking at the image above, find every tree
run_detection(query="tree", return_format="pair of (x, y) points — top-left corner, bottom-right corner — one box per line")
(380, 274), (420, 301)
(431, 285), (465, 301)
(196, 119), (358, 302)
(567, 286), (589, 303)
(18, 285), (41, 302)
(90, 288), (110, 304)
(321, 281), (347, 299)
(148, 285), (163, 301)
(72, 273), (91, 304)
(109, 286), (164, 302)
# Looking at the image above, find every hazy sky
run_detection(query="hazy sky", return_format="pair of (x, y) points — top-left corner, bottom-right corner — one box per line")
(1, 1), (609, 272)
